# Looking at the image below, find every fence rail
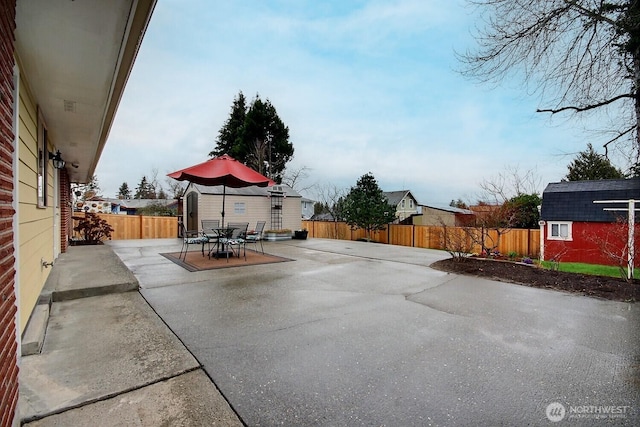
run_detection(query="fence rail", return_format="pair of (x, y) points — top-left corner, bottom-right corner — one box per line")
(302, 220), (540, 258)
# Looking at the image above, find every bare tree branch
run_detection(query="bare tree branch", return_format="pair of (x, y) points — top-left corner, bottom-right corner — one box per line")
(536, 93), (633, 114)
(460, 0), (640, 152)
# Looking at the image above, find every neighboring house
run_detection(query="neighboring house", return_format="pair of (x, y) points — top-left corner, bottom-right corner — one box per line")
(1, 1), (156, 422)
(301, 197), (315, 219)
(183, 183), (303, 232)
(413, 204), (475, 227)
(540, 179), (640, 265)
(383, 190), (420, 222)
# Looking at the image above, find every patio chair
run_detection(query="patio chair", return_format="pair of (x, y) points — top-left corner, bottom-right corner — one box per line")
(201, 219), (220, 256)
(225, 222), (249, 261)
(179, 223), (209, 261)
(244, 220), (266, 254)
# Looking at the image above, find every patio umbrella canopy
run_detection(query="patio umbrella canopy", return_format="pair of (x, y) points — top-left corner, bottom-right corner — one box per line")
(168, 154), (275, 225)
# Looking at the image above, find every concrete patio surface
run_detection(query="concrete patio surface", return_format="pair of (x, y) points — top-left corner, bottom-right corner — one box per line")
(19, 237), (639, 425)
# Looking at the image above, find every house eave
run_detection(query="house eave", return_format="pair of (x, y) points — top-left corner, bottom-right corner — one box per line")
(15, 0), (157, 184)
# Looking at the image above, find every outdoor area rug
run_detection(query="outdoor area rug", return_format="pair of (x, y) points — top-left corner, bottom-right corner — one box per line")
(161, 249), (293, 272)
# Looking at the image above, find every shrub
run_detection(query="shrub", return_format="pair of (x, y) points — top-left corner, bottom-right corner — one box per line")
(73, 213), (113, 243)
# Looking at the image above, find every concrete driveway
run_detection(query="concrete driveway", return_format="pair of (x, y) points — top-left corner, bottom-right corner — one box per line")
(110, 238), (639, 426)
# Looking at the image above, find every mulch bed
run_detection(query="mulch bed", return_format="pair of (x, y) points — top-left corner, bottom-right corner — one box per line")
(431, 258), (640, 302)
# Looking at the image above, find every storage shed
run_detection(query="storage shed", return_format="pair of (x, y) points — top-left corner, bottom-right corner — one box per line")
(183, 183), (302, 234)
(540, 179), (640, 265)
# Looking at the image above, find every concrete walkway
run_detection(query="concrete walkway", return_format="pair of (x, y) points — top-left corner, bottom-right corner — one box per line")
(19, 244), (242, 426)
(19, 238), (639, 425)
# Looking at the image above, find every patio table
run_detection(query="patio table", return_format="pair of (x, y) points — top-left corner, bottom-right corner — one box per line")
(206, 227), (237, 259)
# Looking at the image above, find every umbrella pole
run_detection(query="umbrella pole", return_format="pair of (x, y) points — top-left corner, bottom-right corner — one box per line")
(221, 185), (226, 227)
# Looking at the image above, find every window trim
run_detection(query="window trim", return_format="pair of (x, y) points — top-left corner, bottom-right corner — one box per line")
(547, 221), (572, 241)
(37, 109), (48, 208)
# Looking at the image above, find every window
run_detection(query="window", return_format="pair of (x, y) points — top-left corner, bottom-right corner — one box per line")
(401, 200), (405, 208)
(548, 222), (572, 241)
(234, 202), (245, 214)
(37, 110), (48, 208)
(409, 199), (414, 209)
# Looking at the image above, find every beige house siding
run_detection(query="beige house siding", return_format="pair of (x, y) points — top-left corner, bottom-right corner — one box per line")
(419, 206), (456, 227)
(196, 192), (270, 230)
(185, 185), (302, 234)
(16, 75), (56, 334)
(395, 195), (419, 221)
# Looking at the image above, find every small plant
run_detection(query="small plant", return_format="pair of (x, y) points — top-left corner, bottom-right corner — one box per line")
(265, 229), (292, 234)
(508, 251), (518, 260)
(522, 257), (533, 265)
(73, 213), (113, 243)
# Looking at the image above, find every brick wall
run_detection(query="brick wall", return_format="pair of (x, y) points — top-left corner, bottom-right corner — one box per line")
(0, 0), (18, 425)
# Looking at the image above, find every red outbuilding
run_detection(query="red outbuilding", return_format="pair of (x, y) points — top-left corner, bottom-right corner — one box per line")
(540, 179), (639, 267)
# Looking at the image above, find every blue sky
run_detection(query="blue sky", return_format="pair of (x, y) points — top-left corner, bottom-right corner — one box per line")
(97, 0), (610, 205)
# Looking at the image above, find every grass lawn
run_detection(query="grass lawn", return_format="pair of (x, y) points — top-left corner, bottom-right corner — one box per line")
(539, 261), (629, 279)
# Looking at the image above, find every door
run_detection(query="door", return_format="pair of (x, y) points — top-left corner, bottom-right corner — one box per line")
(186, 192), (198, 231)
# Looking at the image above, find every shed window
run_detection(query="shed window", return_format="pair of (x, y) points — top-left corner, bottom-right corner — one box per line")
(548, 222), (572, 241)
(234, 202), (245, 214)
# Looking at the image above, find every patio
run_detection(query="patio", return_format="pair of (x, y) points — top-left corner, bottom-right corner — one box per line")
(110, 238), (639, 425)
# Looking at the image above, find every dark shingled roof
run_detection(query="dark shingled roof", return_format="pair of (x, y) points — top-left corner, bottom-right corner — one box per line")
(383, 190), (420, 206)
(541, 179), (640, 222)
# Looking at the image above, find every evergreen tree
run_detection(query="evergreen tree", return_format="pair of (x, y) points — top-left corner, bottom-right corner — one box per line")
(210, 92), (294, 183)
(210, 91), (247, 158)
(566, 144), (624, 181)
(134, 176), (156, 199)
(449, 199), (468, 209)
(117, 182), (131, 199)
(343, 173), (396, 241)
(504, 193), (541, 229)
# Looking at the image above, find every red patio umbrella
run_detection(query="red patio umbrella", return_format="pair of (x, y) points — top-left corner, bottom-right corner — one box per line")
(168, 154), (275, 226)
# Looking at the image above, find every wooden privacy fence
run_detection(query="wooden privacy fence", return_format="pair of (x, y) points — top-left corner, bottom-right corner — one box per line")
(72, 214), (539, 256)
(302, 220), (540, 258)
(72, 213), (178, 240)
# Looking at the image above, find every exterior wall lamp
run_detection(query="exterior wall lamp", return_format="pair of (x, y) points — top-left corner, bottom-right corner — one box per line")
(48, 150), (65, 169)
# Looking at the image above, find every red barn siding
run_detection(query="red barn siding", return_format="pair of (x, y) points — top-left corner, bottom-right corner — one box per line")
(0, 0), (18, 425)
(545, 221), (639, 267)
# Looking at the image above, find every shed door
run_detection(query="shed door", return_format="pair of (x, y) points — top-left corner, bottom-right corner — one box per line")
(186, 192), (198, 231)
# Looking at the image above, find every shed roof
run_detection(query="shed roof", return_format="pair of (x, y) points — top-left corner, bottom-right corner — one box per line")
(541, 179), (640, 222)
(422, 204), (475, 215)
(191, 183), (302, 198)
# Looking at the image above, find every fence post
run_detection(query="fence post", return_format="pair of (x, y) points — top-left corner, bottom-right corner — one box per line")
(412, 225), (415, 247)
